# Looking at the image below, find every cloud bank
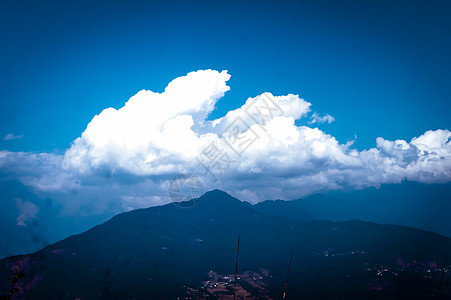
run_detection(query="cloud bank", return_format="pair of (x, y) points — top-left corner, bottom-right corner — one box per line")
(1, 69), (451, 210)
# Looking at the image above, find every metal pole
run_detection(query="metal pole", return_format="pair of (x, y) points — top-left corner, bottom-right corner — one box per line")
(282, 254), (293, 300)
(234, 234), (241, 300)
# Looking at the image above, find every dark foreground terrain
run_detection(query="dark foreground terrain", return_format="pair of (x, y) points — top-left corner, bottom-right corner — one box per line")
(1, 190), (450, 299)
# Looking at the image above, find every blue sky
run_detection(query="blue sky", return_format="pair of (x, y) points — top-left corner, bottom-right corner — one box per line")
(0, 0), (450, 257)
(1, 0), (450, 152)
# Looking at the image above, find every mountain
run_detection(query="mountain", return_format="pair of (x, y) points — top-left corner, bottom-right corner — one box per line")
(1, 189), (450, 299)
(2, 181), (449, 261)
(255, 182), (451, 237)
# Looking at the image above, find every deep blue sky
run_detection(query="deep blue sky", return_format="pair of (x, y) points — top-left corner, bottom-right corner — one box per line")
(1, 0), (450, 152)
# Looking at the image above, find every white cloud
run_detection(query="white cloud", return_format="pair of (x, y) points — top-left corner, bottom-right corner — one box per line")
(0, 151), (78, 192)
(0, 70), (450, 211)
(63, 70), (231, 175)
(4, 133), (24, 140)
(309, 112), (335, 124)
(15, 198), (39, 226)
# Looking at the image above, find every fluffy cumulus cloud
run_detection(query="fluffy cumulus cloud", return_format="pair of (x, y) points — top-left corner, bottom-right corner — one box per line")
(1, 70), (451, 211)
(63, 70), (231, 175)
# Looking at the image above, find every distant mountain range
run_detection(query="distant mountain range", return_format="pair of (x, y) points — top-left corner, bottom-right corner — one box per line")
(255, 182), (451, 237)
(1, 189), (450, 299)
(1, 181), (450, 260)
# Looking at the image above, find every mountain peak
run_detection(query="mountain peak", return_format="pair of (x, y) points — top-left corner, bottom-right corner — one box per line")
(201, 189), (232, 198)
(196, 189), (246, 209)
(201, 189), (240, 201)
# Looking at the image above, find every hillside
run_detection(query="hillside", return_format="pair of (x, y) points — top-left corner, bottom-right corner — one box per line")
(1, 190), (450, 299)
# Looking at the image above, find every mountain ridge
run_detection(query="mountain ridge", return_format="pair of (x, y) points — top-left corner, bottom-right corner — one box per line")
(1, 188), (450, 299)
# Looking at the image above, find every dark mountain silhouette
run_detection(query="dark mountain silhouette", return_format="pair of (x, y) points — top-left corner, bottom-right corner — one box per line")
(2, 181), (449, 260)
(1, 189), (450, 299)
(255, 182), (451, 237)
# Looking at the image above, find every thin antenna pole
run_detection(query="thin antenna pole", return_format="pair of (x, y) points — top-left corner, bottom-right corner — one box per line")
(282, 254), (293, 300)
(436, 258), (447, 300)
(234, 234), (241, 300)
